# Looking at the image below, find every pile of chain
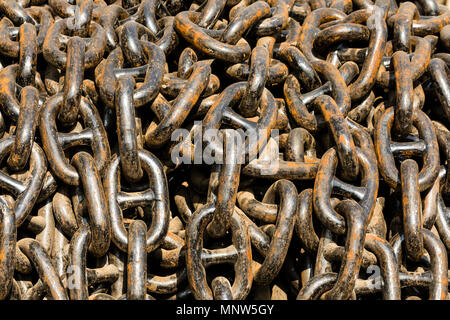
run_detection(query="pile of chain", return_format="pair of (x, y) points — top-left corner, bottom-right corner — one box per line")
(0, 0), (448, 301)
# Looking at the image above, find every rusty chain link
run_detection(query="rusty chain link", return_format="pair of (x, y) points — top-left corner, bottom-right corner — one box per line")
(0, 0), (448, 301)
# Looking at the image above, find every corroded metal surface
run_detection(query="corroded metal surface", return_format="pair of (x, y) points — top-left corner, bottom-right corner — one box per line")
(0, 0), (447, 301)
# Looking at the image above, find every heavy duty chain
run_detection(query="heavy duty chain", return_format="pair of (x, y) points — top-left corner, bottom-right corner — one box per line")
(0, 0), (448, 301)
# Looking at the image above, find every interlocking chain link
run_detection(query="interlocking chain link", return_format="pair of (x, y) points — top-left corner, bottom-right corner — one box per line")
(0, 0), (448, 301)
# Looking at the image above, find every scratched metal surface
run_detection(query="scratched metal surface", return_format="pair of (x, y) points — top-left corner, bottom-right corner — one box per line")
(0, 0), (448, 300)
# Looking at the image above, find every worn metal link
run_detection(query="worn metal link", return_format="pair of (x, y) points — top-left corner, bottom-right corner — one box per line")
(0, 0), (448, 301)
